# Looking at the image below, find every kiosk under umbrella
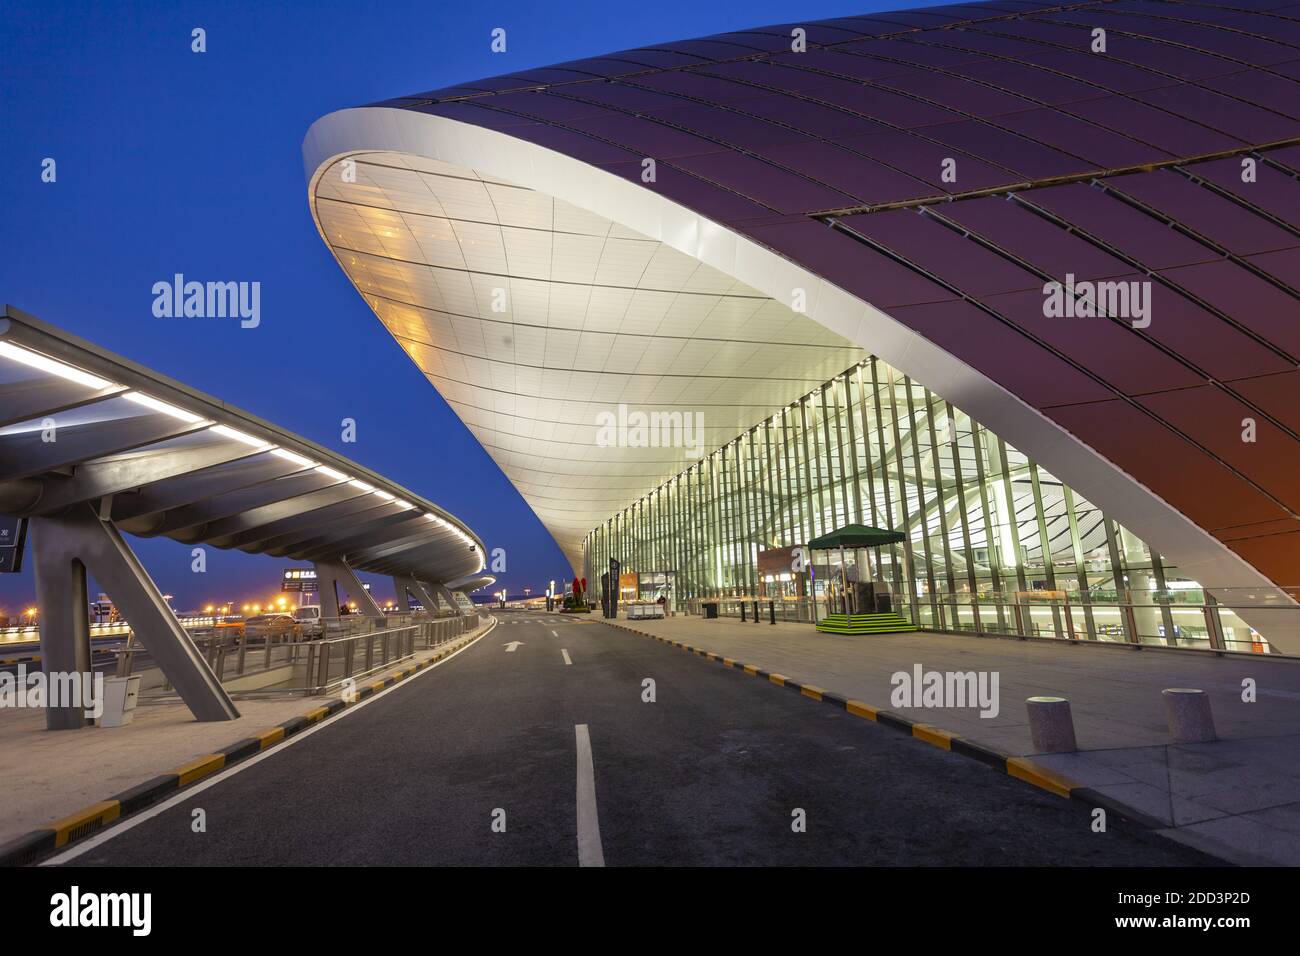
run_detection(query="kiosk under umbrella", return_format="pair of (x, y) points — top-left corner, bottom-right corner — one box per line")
(806, 524), (918, 635)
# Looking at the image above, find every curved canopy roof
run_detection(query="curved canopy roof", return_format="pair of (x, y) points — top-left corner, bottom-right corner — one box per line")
(303, 0), (1300, 601)
(0, 306), (485, 585)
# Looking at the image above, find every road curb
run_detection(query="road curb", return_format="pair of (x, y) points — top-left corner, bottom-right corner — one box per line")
(0, 619), (494, 867)
(603, 620), (1165, 831)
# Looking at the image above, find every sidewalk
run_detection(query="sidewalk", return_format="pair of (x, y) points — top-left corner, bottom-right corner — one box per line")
(607, 614), (1300, 866)
(0, 620), (492, 848)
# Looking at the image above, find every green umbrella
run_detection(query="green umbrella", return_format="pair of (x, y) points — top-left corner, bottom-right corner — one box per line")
(807, 524), (905, 550)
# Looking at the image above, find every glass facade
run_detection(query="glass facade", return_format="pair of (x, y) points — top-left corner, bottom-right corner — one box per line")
(583, 357), (1270, 654)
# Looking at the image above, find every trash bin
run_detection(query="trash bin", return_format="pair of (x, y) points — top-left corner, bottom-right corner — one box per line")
(99, 675), (142, 728)
(703, 602), (719, 619)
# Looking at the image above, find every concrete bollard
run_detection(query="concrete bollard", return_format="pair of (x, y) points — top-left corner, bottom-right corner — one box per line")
(1026, 696), (1077, 753)
(1162, 688), (1216, 743)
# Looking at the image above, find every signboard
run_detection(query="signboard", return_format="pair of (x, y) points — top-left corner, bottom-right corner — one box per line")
(0, 516), (28, 573)
(606, 558), (621, 619)
(1017, 589), (1068, 602)
(281, 568), (318, 592)
(757, 546), (801, 576)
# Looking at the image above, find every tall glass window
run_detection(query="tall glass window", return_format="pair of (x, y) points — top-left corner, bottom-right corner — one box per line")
(584, 357), (1261, 652)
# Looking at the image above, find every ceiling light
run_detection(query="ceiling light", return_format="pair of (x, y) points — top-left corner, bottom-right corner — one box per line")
(349, 479), (375, 492)
(124, 391), (206, 423)
(0, 341), (117, 390)
(316, 465), (347, 480)
(210, 424), (269, 447)
(272, 448), (316, 467)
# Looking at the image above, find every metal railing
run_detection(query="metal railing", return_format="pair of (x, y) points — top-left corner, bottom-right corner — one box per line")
(0, 614), (227, 647)
(678, 588), (1294, 657)
(123, 611), (490, 699)
(905, 591), (1277, 656)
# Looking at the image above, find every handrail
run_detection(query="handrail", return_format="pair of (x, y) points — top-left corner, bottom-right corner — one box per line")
(122, 612), (492, 699)
(679, 590), (1289, 656)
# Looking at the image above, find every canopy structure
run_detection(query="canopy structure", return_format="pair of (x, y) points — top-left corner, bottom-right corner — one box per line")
(0, 306), (485, 585)
(807, 524), (906, 551)
(0, 305), (487, 727)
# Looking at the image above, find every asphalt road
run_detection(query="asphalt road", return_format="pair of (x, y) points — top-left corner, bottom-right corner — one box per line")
(58, 611), (1218, 866)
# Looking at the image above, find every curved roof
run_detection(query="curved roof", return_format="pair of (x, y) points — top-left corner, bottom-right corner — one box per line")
(304, 0), (1300, 600)
(0, 306), (486, 585)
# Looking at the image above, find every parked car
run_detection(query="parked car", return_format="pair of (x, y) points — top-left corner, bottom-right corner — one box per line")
(292, 605), (324, 638)
(241, 613), (302, 643)
(211, 619), (246, 642)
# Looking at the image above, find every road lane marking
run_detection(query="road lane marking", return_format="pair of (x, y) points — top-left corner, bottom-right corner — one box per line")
(42, 620), (496, 865)
(550, 629), (557, 637)
(574, 724), (604, 867)
(503, 641), (524, 652)
(561, 648), (572, 665)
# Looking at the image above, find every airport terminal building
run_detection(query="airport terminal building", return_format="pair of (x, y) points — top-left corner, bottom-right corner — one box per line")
(304, 0), (1300, 653)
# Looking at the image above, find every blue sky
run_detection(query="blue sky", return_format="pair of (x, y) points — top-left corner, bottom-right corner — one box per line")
(0, 0), (924, 612)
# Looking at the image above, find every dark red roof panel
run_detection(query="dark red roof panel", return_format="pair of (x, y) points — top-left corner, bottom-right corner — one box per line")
(932, 197), (1133, 281)
(983, 287), (1204, 395)
(875, 67), (1042, 117)
(1044, 399), (1288, 532)
(941, 57), (1109, 106)
(839, 127), (1015, 192)
(885, 298), (1116, 406)
(1025, 184), (1218, 270)
(840, 209), (1042, 296)
(1066, 96), (1243, 154)
(1187, 155), (1300, 226)
(1108, 170), (1299, 255)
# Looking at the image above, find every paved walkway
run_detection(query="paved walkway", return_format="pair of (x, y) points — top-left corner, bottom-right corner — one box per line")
(608, 614), (1300, 865)
(0, 621), (492, 846)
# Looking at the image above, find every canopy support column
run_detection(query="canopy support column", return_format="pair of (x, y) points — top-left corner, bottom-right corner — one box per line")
(31, 505), (238, 728)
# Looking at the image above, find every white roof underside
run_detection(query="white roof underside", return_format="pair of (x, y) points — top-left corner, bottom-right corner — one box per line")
(312, 152), (865, 568)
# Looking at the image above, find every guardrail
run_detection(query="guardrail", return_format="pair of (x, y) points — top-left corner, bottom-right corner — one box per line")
(0, 615), (225, 647)
(682, 589), (1290, 656)
(121, 612), (489, 699)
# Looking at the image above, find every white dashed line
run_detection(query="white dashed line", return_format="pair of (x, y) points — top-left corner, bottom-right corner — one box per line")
(574, 724), (604, 867)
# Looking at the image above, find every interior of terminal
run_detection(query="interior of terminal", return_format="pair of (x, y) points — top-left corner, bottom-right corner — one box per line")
(583, 356), (1272, 654)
